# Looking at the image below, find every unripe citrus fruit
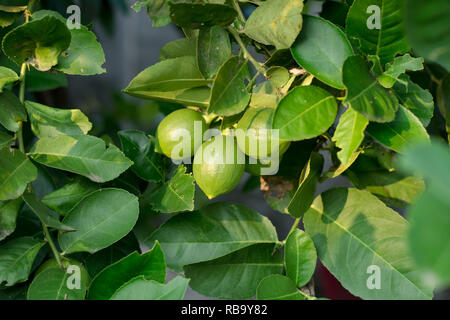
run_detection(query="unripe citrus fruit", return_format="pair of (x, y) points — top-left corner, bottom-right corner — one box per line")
(193, 135), (245, 199)
(236, 107), (290, 159)
(157, 108), (207, 160)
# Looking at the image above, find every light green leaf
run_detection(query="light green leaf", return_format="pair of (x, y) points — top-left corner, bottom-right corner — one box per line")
(42, 178), (99, 216)
(111, 276), (189, 300)
(332, 107), (369, 166)
(149, 165), (195, 213)
(27, 266), (87, 300)
(378, 54), (424, 88)
(0, 237), (45, 286)
(0, 91), (27, 133)
(184, 244), (283, 300)
(285, 229), (317, 287)
(266, 66), (290, 89)
(245, 0), (304, 50)
(405, 0), (450, 71)
(304, 187), (434, 300)
(273, 86), (338, 141)
(118, 130), (164, 182)
(2, 16), (71, 71)
(346, 0), (410, 64)
(25, 101), (92, 138)
(0, 198), (22, 241)
(22, 191), (75, 232)
(343, 55), (399, 123)
(168, 2), (237, 29)
(366, 106), (430, 153)
(250, 80), (282, 109)
(58, 188), (139, 254)
(147, 202), (278, 271)
(0, 66), (18, 92)
(29, 134), (133, 183)
(0, 148), (37, 201)
(88, 242), (165, 300)
(208, 56), (251, 116)
(287, 152), (323, 218)
(160, 37), (196, 60)
(197, 25), (232, 78)
(257, 274), (306, 300)
(291, 15), (353, 89)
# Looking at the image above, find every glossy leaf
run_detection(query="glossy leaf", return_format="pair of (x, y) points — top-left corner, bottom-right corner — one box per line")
(366, 106), (429, 153)
(147, 202), (278, 271)
(149, 165), (195, 213)
(0, 66), (18, 91)
(346, 0), (410, 64)
(197, 26), (232, 78)
(332, 107), (369, 166)
(0, 198), (22, 241)
(184, 244), (283, 300)
(291, 15), (353, 89)
(343, 55), (399, 122)
(285, 229), (317, 287)
(111, 276), (189, 300)
(273, 86), (338, 141)
(304, 188), (434, 300)
(245, 0), (304, 50)
(257, 274), (306, 300)
(0, 237), (45, 286)
(118, 130), (164, 182)
(2, 16), (71, 71)
(88, 242), (165, 300)
(168, 2), (237, 29)
(0, 148), (38, 201)
(378, 54), (424, 88)
(25, 101), (92, 138)
(58, 189), (139, 254)
(29, 134), (133, 183)
(0, 91), (27, 133)
(208, 56), (251, 116)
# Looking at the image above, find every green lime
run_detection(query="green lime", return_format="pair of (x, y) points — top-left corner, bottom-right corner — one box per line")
(157, 108), (207, 160)
(236, 107), (290, 159)
(193, 135), (245, 199)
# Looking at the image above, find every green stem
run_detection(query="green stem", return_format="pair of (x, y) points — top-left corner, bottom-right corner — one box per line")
(232, 0), (246, 23)
(227, 26), (263, 73)
(42, 224), (63, 268)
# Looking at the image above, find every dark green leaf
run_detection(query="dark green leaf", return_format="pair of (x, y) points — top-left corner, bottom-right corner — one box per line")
(169, 2), (237, 29)
(197, 26), (232, 78)
(0, 91), (27, 133)
(0, 131), (14, 148)
(0, 198), (22, 241)
(285, 229), (317, 287)
(0, 66), (18, 91)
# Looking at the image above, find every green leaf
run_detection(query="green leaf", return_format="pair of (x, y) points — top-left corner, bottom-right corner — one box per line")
(438, 75), (450, 141)
(244, 0), (304, 50)
(111, 275), (189, 300)
(118, 130), (164, 182)
(266, 66), (290, 89)
(168, 2), (237, 29)
(394, 74), (434, 127)
(343, 55), (399, 122)
(147, 202), (278, 271)
(197, 25), (232, 78)
(0, 0), (28, 12)
(272, 86), (338, 141)
(304, 187), (434, 300)
(149, 165), (195, 213)
(0, 91), (27, 133)
(366, 106), (430, 153)
(25, 101), (92, 138)
(0, 66), (18, 92)
(58, 189), (139, 254)
(405, 0), (450, 71)
(29, 134), (133, 183)
(378, 54), (424, 88)
(208, 56), (251, 116)
(346, 0), (410, 64)
(285, 229), (317, 287)
(0, 11), (21, 28)
(41, 178), (99, 216)
(27, 266), (87, 300)
(0, 148), (37, 201)
(88, 242), (165, 300)
(184, 244), (283, 299)
(250, 80), (282, 109)
(287, 152), (324, 218)
(332, 107), (369, 166)
(132, 0), (171, 28)
(0, 198), (22, 241)
(0, 131), (14, 148)
(0, 237), (45, 286)
(290, 15), (353, 89)
(24, 67), (67, 92)
(2, 16), (71, 71)
(160, 37), (196, 61)
(257, 274), (306, 300)
(22, 192), (75, 232)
